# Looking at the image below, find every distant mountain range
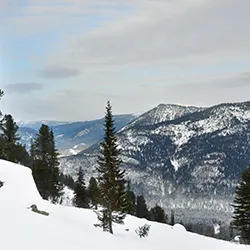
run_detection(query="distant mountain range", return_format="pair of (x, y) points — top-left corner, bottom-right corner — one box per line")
(18, 114), (137, 155)
(59, 101), (250, 224)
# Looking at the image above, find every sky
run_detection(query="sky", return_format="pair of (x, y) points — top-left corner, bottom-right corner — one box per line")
(0, 0), (250, 121)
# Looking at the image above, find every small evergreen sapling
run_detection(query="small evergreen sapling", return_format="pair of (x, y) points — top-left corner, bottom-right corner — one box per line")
(73, 167), (89, 208)
(150, 204), (167, 223)
(135, 224), (151, 238)
(135, 195), (149, 219)
(87, 177), (100, 209)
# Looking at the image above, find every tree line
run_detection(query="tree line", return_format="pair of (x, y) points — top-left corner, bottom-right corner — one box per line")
(72, 167), (167, 223)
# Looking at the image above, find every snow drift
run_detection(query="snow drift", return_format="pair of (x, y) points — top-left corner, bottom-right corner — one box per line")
(0, 160), (248, 250)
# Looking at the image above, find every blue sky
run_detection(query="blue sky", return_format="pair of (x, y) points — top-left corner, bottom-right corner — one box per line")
(1, 0), (250, 121)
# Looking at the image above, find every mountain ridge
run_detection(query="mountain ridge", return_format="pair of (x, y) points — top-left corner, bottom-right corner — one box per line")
(59, 101), (250, 224)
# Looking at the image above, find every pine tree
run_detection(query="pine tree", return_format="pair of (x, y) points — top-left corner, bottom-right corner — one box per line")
(48, 130), (63, 203)
(149, 204), (167, 223)
(126, 180), (136, 215)
(0, 89), (3, 100)
(135, 195), (149, 219)
(32, 124), (62, 202)
(96, 101), (128, 234)
(87, 177), (100, 209)
(0, 114), (28, 164)
(170, 209), (175, 226)
(1, 114), (19, 162)
(2, 114), (20, 143)
(59, 173), (75, 190)
(73, 167), (89, 208)
(231, 165), (250, 244)
(0, 90), (5, 159)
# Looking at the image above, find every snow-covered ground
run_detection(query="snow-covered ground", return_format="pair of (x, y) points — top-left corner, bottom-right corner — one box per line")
(0, 160), (248, 250)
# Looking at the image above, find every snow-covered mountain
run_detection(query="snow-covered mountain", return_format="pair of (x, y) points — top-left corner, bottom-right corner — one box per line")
(17, 120), (70, 130)
(0, 159), (246, 250)
(18, 114), (136, 154)
(59, 101), (250, 224)
(121, 104), (204, 131)
(18, 127), (37, 148)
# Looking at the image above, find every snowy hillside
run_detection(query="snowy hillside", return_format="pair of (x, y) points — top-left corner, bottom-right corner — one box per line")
(0, 160), (247, 250)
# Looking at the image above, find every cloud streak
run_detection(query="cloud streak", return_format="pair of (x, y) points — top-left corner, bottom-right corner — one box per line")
(41, 66), (81, 79)
(4, 83), (44, 94)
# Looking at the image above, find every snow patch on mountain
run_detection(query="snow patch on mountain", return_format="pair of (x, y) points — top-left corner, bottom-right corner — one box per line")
(170, 158), (181, 172)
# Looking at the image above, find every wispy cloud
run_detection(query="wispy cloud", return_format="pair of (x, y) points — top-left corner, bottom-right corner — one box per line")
(42, 0), (250, 70)
(41, 66), (81, 79)
(4, 83), (44, 94)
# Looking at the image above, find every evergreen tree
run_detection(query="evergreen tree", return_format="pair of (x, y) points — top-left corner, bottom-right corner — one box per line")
(31, 124), (62, 202)
(96, 101), (128, 234)
(0, 89), (3, 100)
(0, 114), (28, 164)
(73, 167), (89, 208)
(48, 130), (63, 202)
(2, 114), (20, 143)
(0, 90), (3, 123)
(136, 195), (149, 219)
(87, 177), (100, 209)
(170, 209), (175, 226)
(126, 180), (136, 215)
(59, 173), (75, 190)
(231, 164), (250, 244)
(149, 204), (167, 223)
(0, 90), (5, 159)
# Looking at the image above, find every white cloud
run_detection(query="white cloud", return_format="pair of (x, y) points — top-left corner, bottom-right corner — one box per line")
(43, 0), (250, 71)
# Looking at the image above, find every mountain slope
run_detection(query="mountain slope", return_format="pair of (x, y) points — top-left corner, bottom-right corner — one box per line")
(59, 101), (250, 224)
(17, 120), (70, 130)
(18, 114), (136, 154)
(1, 160), (244, 250)
(18, 127), (37, 149)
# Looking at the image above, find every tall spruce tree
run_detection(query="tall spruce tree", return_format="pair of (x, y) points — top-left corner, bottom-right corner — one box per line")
(2, 114), (20, 143)
(231, 164), (250, 244)
(59, 173), (75, 190)
(0, 114), (28, 164)
(0, 89), (4, 159)
(0, 89), (3, 120)
(31, 124), (63, 202)
(96, 101), (128, 234)
(136, 195), (149, 219)
(126, 180), (136, 215)
(170, 209), (175, 226)
(87, 177), (100, 209)
(73, 167), (89, 208)
(150, 204), (167, 223)
(48, 130), (63, 202)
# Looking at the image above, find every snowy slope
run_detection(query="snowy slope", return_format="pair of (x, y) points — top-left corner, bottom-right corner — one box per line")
(0, 160), (247, 250)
